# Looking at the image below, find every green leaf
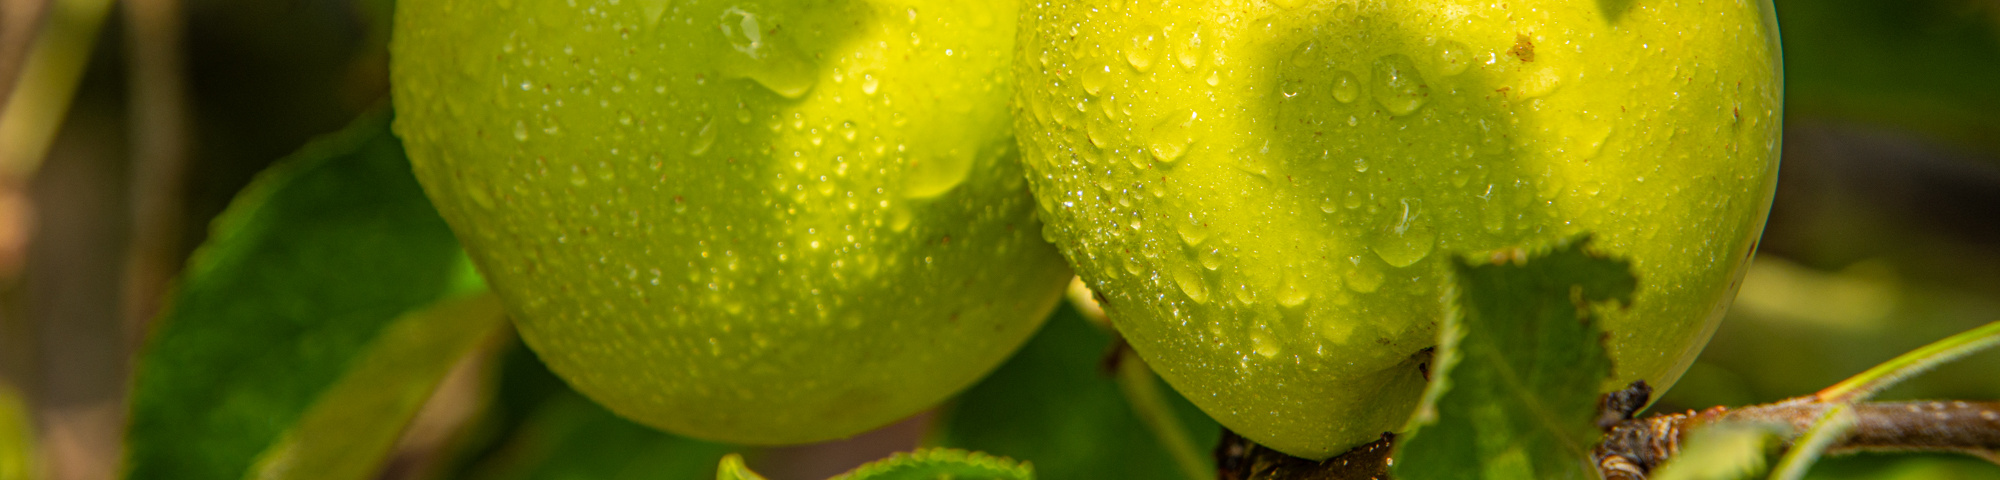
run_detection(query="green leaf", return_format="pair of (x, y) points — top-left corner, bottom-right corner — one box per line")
(715, 449), (1031, 480)
(1393, 235), (1637, 480)
(828, 449), (1033, 480)
(715, 454), (767, 480)
(124, 110), (484, 480)
(244, 294), (508, 480)
(453, 344), (733, 480)
(928, 305), (1220, 479)
(1649, 423), (1782, 480)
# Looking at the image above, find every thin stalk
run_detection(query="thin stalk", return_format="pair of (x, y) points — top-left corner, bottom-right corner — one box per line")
(1816, 320), (2000, 403)
(0, 0), (115, 178)
(1115, 349), (1209, 480)
(1766, 402), (1855, 480)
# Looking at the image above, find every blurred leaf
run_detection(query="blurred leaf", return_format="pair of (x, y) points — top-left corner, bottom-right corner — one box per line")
(718, 449), (1033, 480)
(0, 382), (34, 480)
(1650, 423), (1783, 480)
(458, 391), (731, 480)
(830, 449), (1033, 480)
(124, 111), (483, 479)
(715, 454), (767, 480)
(428, 334), (735, 480)
(928, 306), (1219, 479)
(245, 294), (508, 480)
(1393, 236), (1636, 480)
(1779, 0), (2000, 154)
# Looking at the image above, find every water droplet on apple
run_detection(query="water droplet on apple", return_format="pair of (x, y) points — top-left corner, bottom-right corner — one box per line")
(1081, 64), (1109, 96)
(1331, 70), (1361, 103)
(1250, 332), (1281, 358)
(1177, 23), (1202, 69)
(1371, 198), (1436, 269)
(903, 149), (975, 199)
(513, 120), (529, 141)
(1371, 54), (1429, 116)
(1086, 121), (1112, 149)
(717, 7), (816, 99)
(1148, 110), (1194, 164)
(1173, 262), (1209, 303)
(1127, 24), (1162, 72)
(1278, 275), (1311, 307)
(1344, 261), (1383, 293)
(1439, 40), (1470, 76)
(688, 116), (718, 156)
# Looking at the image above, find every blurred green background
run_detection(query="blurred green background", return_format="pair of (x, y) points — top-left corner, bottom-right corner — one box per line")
(0, 0), (1997, 478)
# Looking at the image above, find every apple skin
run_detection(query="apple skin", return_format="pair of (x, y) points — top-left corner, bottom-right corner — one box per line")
(1014, 0), (1781, 459)
(390, 0), (1072, 445)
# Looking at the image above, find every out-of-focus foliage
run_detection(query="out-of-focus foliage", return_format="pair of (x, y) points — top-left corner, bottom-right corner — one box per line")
(243, 294), (506, 480)
(930, 305), (1220, 480)
(1778, 0), (2000, 155)
(442, 340), (733, 480)
(123, 112), (486, 479)
(0, 383), (33, 480)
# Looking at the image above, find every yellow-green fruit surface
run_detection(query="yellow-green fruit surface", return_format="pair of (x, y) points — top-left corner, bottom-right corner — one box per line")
(1015, 0), (1781, 459)
(391, 0), (1072, 445)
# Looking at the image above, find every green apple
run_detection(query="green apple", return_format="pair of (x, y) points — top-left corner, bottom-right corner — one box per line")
(1014, 0), (1781, 459)
(390, 0), (1072, 444)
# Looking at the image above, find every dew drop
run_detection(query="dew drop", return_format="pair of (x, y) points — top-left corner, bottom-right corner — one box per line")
(1198, 247), (1223, 270)
(689, 117), (719, 156)
(1331, 70), (1360, 103)
(1250, 332), (1281, 358)
(1081, 65), (1110, 96)
(1148, 110), (1194, 164)
(1439, 40), (1471, 76)
(1371, 199), (1435, 268)
(1172, 262), (1209, 303)
(513, 120), (529, 141)
(718, 7), (816, 99)
(1086, 121), (1112, 148)
(1345, 261), (1384, 293)
(1278, 275), (1311, 307)
(1175, 217), (1209, 246)
(1371, 54), (1430, 116)
(1177, 24), (1202, 69)
(1126, 25), (1162, 72)
(903, 148), (975, 199)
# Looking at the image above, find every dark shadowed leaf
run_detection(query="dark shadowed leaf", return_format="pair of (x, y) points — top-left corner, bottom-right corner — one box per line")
(1393, 236), (1636, 480)
(124, 111), (487, 479)
(929, 305), (1220, 480)
(448, 341), (732, 480)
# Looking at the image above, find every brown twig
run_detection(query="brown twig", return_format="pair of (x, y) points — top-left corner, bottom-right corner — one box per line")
(119, 0), (190, 341)
(1209, 379), (1998, 480)
(1593, 378), (2000, 480)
